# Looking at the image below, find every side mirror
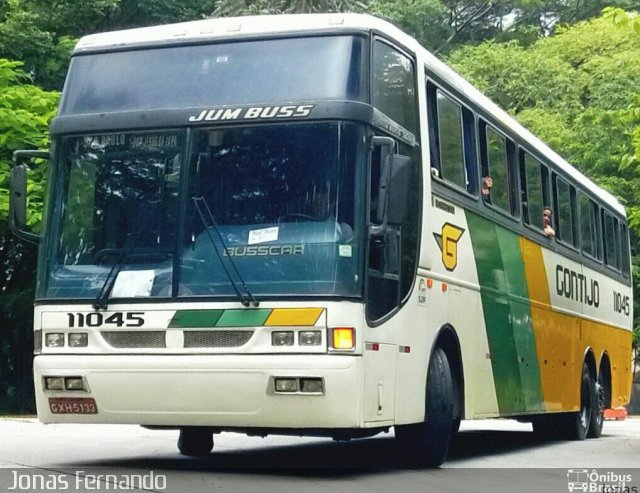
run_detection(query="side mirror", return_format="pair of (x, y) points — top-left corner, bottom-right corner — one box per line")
(369, 137), (412, 236)
(10, 164), (28, 231)
(9, 150), (48, 244)
(386, 154), (411, 225)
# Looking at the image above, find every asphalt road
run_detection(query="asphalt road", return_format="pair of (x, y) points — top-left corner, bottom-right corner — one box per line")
(0, 417), (639, 493)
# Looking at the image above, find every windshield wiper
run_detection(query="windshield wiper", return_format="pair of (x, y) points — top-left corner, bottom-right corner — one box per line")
(192, 196), (259, 307)
(93, 248), (128, 310)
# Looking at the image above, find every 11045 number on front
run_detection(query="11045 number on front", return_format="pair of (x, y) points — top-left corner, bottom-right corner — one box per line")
(67, 312), (145, 328)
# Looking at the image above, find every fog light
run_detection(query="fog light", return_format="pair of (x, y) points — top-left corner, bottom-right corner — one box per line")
(68, 333), (88, 348)
(44, 377), (64, 391)
(274, 378), (298, 392)
(331, 327), (355, 350)
(272, 331), (294, 346)
(45, 333), (65, 348)
(300, 378), (323, 393)
(299, 330), (322, 346)
(65, 377), (85, 391)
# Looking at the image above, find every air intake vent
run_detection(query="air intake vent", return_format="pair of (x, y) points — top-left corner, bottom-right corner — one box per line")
(101, 331), (166, 348)
(184, 330), (253, 348)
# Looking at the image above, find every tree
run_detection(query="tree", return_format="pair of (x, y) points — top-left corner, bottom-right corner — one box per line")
(0, 0), (218, 89)
(213, 0), (369, 16)
(370, 0), (637, 54)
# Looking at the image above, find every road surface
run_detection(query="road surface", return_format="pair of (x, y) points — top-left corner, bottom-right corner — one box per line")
(0, 417), (638, 492)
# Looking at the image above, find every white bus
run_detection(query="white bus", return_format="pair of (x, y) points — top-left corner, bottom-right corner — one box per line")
(10, 13), (633, 467)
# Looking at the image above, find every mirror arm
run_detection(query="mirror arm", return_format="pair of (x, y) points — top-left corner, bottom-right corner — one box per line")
(12, 150), (50, 168)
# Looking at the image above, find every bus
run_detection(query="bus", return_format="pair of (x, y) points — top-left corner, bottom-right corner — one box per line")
(9, 13), (633, 467)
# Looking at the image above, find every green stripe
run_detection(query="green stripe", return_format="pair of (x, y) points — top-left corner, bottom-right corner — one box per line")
(215, 309), (272, 327)
(466, 212), (543, 415)
(169, 309), (273, 328)
(169, 310), (224, 328)
(496, 227), (543, 412)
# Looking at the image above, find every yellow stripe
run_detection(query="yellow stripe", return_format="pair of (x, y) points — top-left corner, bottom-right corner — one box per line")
(264, 308), (324, 326)
(521, 237), (633, 411)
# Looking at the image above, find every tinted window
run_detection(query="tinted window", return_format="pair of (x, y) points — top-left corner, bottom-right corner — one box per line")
(481, 124), (516, 215)
(436, 91), (466, 189)
(521, 152), (548, 230)
(60, 36), (366, 114)
(555, 177), (576, 247)
(578, 192), (600, 259)
(372, 40), (417, 133)
(603, 212), (620, 270)
(620, 223), (630, 277)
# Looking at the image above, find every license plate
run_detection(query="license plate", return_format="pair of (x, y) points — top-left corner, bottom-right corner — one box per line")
(49, 397), (98, 415)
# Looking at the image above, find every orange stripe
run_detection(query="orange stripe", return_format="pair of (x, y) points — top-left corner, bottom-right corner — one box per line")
(264, 308), (324, 326)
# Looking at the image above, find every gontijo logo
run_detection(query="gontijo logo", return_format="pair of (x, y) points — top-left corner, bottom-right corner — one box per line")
(434, 223), (465, 271)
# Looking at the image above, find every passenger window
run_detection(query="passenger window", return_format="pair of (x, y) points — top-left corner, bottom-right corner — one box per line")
(578, 192), (600, 260)
(435, 91), (466, 189)
(372, 40), (417, 134)
(520, 152), (549, 230)
(603, 212), (620, 270)
(620, 223), (630, 278)
(555, 177), (577, 247)
(480, 124), (517, 215)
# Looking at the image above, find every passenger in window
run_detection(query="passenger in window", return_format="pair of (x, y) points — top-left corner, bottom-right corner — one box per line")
(481, 176), (493, 204)
(543, 207), (556, 237)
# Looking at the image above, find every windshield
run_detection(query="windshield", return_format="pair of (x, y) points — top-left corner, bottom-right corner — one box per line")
(38, 122), (365, 301)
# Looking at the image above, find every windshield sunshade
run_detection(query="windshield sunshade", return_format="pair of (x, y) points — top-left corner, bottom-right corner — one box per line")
(59, 36), (365, 115)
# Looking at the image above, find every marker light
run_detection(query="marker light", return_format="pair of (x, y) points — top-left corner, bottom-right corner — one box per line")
(68, 333), (88, 348)
(274, 378), (298, 392)
(44, 377), (64, 391)
(64, 377), (85, 391)
(299, 330), (322, 346)
(331, 327), (355, 350)
(300, 378), (324, 393)
(272, 331), (294, 346)
(45, 333), (65, 348)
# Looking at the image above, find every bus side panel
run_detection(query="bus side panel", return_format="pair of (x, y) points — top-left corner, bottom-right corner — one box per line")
(425, 201), (501, 419)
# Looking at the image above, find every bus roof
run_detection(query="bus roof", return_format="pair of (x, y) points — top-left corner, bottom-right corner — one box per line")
(74, 13), (625, 216)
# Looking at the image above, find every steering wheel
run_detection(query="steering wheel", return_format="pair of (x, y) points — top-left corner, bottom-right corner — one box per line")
(278, 213), (316, 223)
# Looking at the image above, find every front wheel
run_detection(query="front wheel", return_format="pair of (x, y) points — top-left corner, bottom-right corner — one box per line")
(177, 427), (214, 456)
(395, 347), (454, 467)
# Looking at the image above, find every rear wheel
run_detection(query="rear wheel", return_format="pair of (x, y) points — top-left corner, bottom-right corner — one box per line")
(177, 427), (214, 456)
(587, 371), (605, 438)
(395, 347), (454, 468)
(563, 362), (593, 440)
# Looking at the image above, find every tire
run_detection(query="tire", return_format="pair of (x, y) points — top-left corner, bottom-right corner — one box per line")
(563, 362), (593, 441)
(395, 347), (454, 468)
(587, 371), (605, 438)
(177, 427), (214, 456)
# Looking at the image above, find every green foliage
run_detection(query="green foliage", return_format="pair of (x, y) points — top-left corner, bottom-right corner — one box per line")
(213, 0), (369, 16)
(0, 0), (218, 89)
(0, 59), (58, 232)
